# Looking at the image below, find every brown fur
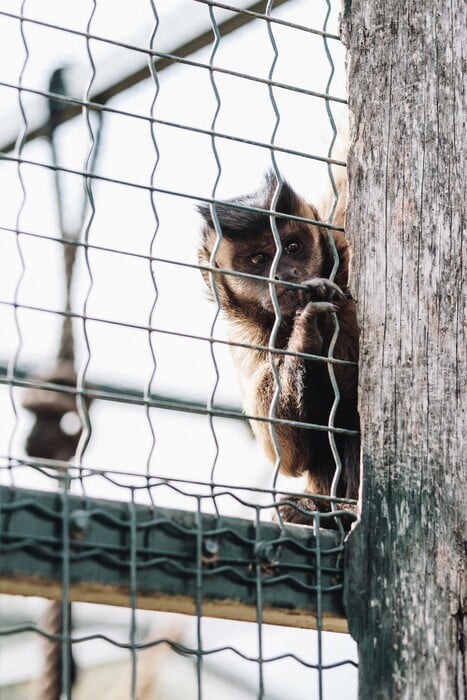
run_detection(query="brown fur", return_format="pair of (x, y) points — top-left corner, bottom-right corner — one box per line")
(198, 173), (359, 526)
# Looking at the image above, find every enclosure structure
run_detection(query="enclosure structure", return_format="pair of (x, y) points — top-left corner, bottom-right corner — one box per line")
(1, 1), (465, 699)
(0, 1), (358, 699)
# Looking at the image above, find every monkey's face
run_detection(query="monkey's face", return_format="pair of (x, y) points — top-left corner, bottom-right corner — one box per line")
(197, 175), (346, 320)
(212, 222), (328, 318)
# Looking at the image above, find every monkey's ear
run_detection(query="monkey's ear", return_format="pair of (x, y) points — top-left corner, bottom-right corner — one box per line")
(197, 202), (211, 225)
(196, 201), (232, 232)
(197, 197), (261, 235)
(262, 170), (304, 217)
(197, 236), (216, 300)
(196, 173), (309, 238)
(197, 173), (304, 223)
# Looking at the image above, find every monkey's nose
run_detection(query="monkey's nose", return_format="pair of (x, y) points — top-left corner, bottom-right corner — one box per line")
(274, 269), (298, 281)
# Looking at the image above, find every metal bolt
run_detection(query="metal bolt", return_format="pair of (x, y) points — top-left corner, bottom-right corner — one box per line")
(69, 509), (90, 539)
(203, 537), (219, 556)
(255, 541), (279, 566)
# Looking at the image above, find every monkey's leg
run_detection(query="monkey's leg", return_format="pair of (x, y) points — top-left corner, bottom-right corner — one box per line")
(275, 494), (357, 530)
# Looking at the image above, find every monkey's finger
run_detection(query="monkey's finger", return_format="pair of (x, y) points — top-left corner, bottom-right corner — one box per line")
(302, 277), (346, 301)
(303, 301), (338, 315)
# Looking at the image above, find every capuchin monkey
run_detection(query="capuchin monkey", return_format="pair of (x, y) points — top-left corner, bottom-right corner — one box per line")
(197, 172), (359, 527)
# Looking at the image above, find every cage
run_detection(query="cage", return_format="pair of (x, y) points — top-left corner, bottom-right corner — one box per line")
(0, 1), (359, 698)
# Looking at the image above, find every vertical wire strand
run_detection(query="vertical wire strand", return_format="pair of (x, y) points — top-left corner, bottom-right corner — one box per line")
(64, 9), (99, 691)
(77, 110), (104, 227)
(322, 0), (345, 539)
(145, 1), (161, 496)
(74, 1), (97, 488)
(59, 472), (71, 700)
(129, 489), (139, 700)
(195, 497), (204, 699)
(318, 6), (346, 692)
(264, 1), (286, 529)
(321, 6), (347, 692)
(58, 4), (100, 696)
(7, 2), (29, 486)
(314, 510), (324, 700)
(206, 4), (223, 518)
(254, 506), (265, 699)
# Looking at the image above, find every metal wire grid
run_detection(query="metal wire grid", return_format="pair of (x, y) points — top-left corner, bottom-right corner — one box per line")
(0, 1), (358, 698)
(0, 478), (355, 697)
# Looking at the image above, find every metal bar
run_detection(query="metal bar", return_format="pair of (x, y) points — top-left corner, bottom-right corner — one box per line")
(0, 367), (359, 437)
(0, 484), (349, 633)
(194, 0), (341, 39)
(0, 80), (346, 166)
(0, 362), (243, 421)
(0, 152), (346, 232)
(1, 455), (358, 507)
(0, 289), (355, 366)
(0, 225), (354, 303)
(0, 0), (293, 154)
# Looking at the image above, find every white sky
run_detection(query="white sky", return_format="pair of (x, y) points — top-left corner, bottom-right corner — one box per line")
(0, 1), (357, 697)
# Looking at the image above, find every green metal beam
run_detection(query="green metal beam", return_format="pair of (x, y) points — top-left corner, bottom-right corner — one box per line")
(0, 485), (348, 632)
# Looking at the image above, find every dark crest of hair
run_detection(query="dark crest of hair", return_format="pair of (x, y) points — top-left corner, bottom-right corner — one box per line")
(197, 171), (302, 238)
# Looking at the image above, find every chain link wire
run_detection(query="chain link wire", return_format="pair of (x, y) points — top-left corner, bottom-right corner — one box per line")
(0, 1), (358, 698)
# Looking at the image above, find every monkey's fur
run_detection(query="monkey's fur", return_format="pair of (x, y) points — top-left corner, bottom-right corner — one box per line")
(198, 174), (359, 526)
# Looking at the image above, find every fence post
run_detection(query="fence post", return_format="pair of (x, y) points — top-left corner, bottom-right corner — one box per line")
(341, 1), (466, 697)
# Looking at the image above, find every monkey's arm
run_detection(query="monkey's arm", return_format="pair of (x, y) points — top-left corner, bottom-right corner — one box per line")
(241, 301), (337, 479)
(244, 285), (357, 481)
(246, 355), (310, 478)
(270, 296), (359, 523)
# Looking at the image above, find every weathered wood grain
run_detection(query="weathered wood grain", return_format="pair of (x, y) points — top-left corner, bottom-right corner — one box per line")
(341, 1), (466, 697)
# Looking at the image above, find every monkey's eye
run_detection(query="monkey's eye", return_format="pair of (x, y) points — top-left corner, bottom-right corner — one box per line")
(285, 241), (301, 255)
(250, 252), (269, 266)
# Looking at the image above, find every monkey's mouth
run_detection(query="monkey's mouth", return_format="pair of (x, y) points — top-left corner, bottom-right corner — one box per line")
(265, 287), (301, 316)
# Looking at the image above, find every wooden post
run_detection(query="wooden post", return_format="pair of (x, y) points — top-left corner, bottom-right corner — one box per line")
(341, 1), (466, 698)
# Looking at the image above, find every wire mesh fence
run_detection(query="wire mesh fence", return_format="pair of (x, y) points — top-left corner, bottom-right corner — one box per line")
(0, 1), (358, 698)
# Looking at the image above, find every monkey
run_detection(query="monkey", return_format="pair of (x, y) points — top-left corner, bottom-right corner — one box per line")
(197, 172), (359, 527)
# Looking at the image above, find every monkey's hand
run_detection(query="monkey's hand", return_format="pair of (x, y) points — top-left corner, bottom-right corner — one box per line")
(287, 279), (344, 356)
(302, 277), (346, 307)
(287, 278), (346, 356)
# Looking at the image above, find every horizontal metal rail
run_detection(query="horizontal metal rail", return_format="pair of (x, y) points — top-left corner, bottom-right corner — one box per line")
(0, 456), (358, 507)
(0, 79), (346, 167)
(0, 0), (299, 154)
(0, 364), (359, 436)
(0, 484), (350, 634)
(0, 362), (243, 421)
(0, 153), (346, 232)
